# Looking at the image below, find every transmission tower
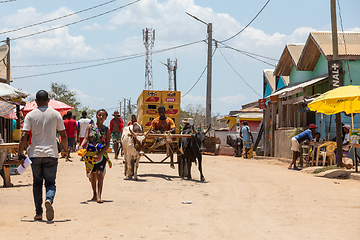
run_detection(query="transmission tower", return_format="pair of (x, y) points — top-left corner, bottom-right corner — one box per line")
(143, 28), (155, 90)
(164, 58), (177, 91)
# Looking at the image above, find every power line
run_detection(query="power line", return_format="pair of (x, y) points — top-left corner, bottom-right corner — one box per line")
(12, 39), (205, 79)
(13, 39), (204, 68)
(0, 0), (118, 35)
(219, 0), (271, 43)
(218, 47), (261, 97)
(0, 0), (16, 3)
(218, 42), (276, 67)
(3, 0), (141, 42)
(337, 0), (352, 84)
(182, 47), (217, 98)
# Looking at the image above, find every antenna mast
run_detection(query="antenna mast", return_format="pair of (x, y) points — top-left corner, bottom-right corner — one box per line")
(143, 28), (155, 90)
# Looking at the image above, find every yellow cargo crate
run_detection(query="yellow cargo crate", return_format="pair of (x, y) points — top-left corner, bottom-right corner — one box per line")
(137, 90), (162, 106)
(137, 103), (159, 117)
(164, 103), (180, 117)
(162, 91), (180, 104)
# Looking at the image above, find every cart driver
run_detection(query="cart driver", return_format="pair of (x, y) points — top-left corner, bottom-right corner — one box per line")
(151, 106), (176, 168)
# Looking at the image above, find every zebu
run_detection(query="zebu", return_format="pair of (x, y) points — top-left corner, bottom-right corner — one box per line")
(178, 125), (210, 181)
(121, 123), (151, 180)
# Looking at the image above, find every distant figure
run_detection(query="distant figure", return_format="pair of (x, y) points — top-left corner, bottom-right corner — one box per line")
(77, 111), (91, 146)
(63, 111), (77, 162)
(110, 111), (124, 159)
(290, 124), (317, 170)
(240, 121), (253, 158)
(181, 118), (191, 134)
(18, 90), (68, 221)
(80, 109), (111, 203)
(128, 114), (137, 126)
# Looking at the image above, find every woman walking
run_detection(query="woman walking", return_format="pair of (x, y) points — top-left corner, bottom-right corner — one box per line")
(80, 109), (112, 203)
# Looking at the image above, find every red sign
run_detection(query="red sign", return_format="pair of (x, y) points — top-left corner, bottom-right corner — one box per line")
(165, 97), (176, 102)
(146, 110), (157, 115)
(145, 121), (151, 126)
(145, 97), (160, 102)
(166, 109), (178, 115)
(258, 99), (266, 109)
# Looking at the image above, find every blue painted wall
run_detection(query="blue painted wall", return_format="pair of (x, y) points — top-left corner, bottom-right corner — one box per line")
(277, 76), (286, 89)
(264, 83), (273, 98)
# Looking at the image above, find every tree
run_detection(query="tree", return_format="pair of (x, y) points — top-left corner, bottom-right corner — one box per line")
(49, 82), (96, 119)
(180, 103), (222, 130)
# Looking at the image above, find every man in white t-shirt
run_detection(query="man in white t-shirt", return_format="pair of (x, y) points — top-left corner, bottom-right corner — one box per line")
(77, 111), (91, 146)
(18, 90), (68, 222)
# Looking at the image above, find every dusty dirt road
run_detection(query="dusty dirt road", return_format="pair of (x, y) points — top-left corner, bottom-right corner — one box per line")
(1, 153), (359, 240)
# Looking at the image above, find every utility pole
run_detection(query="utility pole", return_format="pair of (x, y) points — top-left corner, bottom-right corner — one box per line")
(330, 0), (343, 167)
(186, 12), (213, 126)
(123, 98), (126, 123)
(162, 59), (177, 91)
(206, 23), (213, 126)
(6, 37), (10, 85)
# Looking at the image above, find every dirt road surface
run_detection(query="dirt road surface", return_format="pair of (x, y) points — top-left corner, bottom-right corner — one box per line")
(1, 153), (359, 240)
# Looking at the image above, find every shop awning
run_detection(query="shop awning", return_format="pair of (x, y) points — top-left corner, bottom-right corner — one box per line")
(268, 74), (328, 98)
(0, 82), (28, 99)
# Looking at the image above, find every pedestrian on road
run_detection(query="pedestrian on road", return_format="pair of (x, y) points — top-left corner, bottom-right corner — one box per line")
(80, 109), (111, 203)
(63, 111), (77, 162)
(240, 121), (253, 158)
(290, 124), (317, 170)
(77, 111), (91, 146)
(127, 114), (137, 126)
(110, 111), (123, 159)
(18, 90), (68, 221)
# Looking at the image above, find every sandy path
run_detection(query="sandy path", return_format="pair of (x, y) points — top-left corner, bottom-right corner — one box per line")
(1, 153), (359, 240)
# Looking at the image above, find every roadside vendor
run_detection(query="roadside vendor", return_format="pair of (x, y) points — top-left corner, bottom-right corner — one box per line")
(289, 124), (317, 170)
(151, 106), (176, 168)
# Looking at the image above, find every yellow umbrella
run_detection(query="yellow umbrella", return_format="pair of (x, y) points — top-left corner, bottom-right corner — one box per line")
(308, 85), (360, 128)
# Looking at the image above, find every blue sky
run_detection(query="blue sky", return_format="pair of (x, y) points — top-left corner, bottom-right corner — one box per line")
(1, 0), (359, 122)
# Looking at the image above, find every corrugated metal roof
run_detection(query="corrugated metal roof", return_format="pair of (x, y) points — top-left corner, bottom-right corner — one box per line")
(263, 69), (276, 91)
(269, 74), (328, 98)
(273, 44), (304, 76)
(298, 32), (360, 71)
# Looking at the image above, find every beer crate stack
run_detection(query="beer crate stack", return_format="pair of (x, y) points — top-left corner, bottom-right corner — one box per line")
(137, 90), (181, 134)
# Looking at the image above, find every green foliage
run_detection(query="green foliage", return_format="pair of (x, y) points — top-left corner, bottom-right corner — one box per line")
(312, 165), (343, 174)
(48, 82), (96, 119)
(287, 127), (302, 138)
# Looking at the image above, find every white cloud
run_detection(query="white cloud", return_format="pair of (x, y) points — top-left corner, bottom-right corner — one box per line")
(71, 88), (106, 107)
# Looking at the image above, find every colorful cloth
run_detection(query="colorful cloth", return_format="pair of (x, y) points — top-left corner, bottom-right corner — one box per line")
(111, 131), (121, 142)
(151, 117), (175, 131)
(83, 124), (112, 178)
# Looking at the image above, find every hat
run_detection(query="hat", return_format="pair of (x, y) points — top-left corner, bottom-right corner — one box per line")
(112, 111), (120, 116)
(344, 124), (351, 129)
(182, 118), (189, 124)
(309, 124), (317, 129)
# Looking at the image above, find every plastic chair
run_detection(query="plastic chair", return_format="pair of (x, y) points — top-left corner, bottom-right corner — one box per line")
(316, 142), (337, 166)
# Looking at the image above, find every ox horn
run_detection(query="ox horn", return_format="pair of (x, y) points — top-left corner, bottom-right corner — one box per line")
(129, 127), (136, 137)
(192, 125), (198, 134)
(145, 126), (152, 138)
(205, 124), (211, 135)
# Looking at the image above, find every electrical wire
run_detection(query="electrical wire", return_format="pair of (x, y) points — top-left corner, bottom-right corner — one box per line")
(4, 0), (141, 42)
(218, 42), (277, 66)
(337, 0), (352, 84)
(218, 47), (261, 97)
(219, 0), (270, 43)
(181, 47), (217, 98)
(0, 0), (118, 35)
(12, 39), (205, 79)
(0, 0), (16, 3)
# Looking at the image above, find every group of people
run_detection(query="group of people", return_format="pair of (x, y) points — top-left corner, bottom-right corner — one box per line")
(17, 90), (178, 221)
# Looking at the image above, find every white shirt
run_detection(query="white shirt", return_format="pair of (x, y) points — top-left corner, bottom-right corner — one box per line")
(78, 118), (91, 138)
(23, 106), (65, 158)
(343, 132), (350, 144)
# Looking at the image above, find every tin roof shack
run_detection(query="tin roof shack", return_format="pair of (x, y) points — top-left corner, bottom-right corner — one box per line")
(216, 101), (263, 156)
(263, 32), (360, 159)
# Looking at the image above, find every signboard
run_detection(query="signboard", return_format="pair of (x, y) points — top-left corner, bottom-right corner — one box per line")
(258, 99), (266, 109)
(270, 95), (278, 103)
(328, 60), (343, 89)
(350, 129), (360, 144)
